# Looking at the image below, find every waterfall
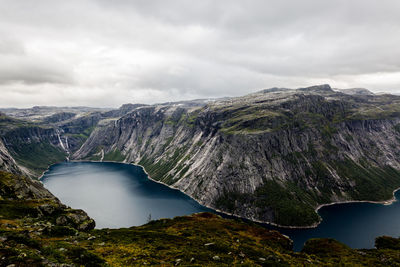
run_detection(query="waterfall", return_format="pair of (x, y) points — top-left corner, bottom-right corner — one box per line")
(56, 130), (69, 161)
(100, 149), (104, 162)
(57, 131), (66, 150)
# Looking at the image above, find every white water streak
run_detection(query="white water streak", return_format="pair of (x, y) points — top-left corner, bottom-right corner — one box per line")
(100, 149), (104, 162)
(57, 132), (66, 150)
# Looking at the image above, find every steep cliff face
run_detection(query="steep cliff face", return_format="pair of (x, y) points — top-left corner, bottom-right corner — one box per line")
(0, 103), (148, 177)
(1, 125), (67, 176)
(54, 104), (148, 154)
(0, 138), (28, 176)
(74, 85), (400, 227)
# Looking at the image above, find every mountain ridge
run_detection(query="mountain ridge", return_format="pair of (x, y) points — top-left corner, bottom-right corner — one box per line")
(71, 84), (400, 227)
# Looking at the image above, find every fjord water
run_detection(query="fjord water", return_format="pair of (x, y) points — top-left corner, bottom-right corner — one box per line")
(41, 162), (210, 229)
(278, 192), (400, 251)
(42, 162), (400, 251)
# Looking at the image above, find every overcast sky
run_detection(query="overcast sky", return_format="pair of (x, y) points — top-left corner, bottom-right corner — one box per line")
(1, 0), (400, 108)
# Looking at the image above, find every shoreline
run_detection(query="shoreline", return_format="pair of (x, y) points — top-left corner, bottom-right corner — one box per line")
(38, 168), (50, 180)
(37, 160), (64, 180)
(315, 189), (400, 213)
(43, 159), (400, 230)
(134, 162), (318, 229)
(124, 161), (400, 229)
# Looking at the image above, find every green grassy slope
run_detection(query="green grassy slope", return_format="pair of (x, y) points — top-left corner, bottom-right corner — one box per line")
(0, 115), (67, 176)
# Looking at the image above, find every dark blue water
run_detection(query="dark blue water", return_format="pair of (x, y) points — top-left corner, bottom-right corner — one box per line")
(42, 162), (400, 251)
(41, 162), (211, 229)
(276, 192), (400, 251)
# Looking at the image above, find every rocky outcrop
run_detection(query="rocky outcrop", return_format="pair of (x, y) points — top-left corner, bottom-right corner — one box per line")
(0, 170), (95, 231)
(0, 170), (55, 200)
(74, 85), (400, 227)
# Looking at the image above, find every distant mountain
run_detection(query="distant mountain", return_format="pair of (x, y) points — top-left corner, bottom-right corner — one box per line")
(334, 87), (375, 96)
(0, 106), (112, 122)
(101, 103), (147, 118)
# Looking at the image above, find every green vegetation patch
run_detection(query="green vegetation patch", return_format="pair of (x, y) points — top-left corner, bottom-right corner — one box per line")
(302, 238), (353, 256)
(88, 154), (102, 161)
(216, 180), (320, 227)
(11, 142), (66, 176)
(0, 116), (41, 134)
(103, 149), (125, 162)
(85, 213), (294, 266)
(395, 123), (400, 133)
(219, 106), (286, 134)
(334, 158), (400, 201)
(0, 200), (43, 219)
(376, 236), (400, 250)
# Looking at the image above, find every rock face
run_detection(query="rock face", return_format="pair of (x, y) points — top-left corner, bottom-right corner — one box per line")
(0, 139), (26, 176)
(0, 169), (55, 201)
(73, 85), (400, 227)
(55, 209), (96, 231)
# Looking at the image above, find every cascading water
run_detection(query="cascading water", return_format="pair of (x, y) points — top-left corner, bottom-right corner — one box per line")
(56, 129), (70, 161)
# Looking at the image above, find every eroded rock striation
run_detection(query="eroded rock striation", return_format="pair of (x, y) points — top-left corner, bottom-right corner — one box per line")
(74, 85), (400, 227)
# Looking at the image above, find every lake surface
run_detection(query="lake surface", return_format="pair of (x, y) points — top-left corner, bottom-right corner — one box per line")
(42, 162), (400, 251)
(278, 191), (400, 251)
(41, 162), (211, 228)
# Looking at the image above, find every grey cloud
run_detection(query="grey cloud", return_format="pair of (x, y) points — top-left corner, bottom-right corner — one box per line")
(0, 0), (399, 108)
(0, 36), (25, 55)
(0, 54), (74, 85)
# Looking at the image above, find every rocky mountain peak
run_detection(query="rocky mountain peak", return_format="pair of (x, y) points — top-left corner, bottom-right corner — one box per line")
(297, 84), (333, 93)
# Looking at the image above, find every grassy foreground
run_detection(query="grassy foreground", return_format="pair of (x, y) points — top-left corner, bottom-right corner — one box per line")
(2, 201), (400, 266)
